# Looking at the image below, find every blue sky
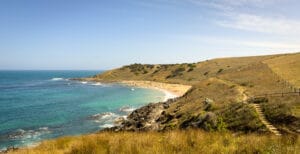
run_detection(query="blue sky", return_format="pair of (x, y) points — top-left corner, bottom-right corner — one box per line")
(0, 0), (300, 70)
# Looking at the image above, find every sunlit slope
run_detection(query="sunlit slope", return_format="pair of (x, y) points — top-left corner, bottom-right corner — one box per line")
(263, 53), (300, 88)
(87, 53), (299, 134)
(92, 53), (293, 95)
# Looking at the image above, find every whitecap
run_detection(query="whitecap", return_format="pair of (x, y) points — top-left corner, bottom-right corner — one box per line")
(81, 81), (88, 84)
(51, 78), (64, 81)
(91, 82), (102, 86)
(38, 127), (49, 131)
(89, 112), (118, 120)
(119, 106), (136, 113)
(8, 127), (51, 140)
(100, 124), (114, 128)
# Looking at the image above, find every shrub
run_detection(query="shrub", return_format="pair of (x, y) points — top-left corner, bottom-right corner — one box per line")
(187, 68), (194, 72)
(166, 67), (186, 79)
(217, 69), (224, 73)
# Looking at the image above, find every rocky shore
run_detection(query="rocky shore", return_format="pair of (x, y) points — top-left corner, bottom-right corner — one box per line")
(102, 81), (191, 132)
(105, 98), (179, 132)
(72, 78), (193, 132)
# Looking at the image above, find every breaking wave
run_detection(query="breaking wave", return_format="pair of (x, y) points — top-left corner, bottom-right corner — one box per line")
(51, 78), (64, 81)
(119, 106), (136, 113)
(99, 124), (114, 128)
(7, 127), (51, 140)
(91, 82), (102, 86)
(88, 112), (118, 121)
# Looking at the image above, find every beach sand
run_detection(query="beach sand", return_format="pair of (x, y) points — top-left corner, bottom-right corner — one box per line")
(119, 80), (192, 101)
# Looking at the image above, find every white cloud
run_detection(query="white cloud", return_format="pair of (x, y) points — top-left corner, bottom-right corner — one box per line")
(238, 40), (300, 50)
(188, 0), (281, 10)
(217, 13), (300, 35)
(188, 0), (300, 36)
(179, 35), (300, 52)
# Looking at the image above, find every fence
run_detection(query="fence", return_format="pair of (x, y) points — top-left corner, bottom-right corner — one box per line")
(262, 62), (299, 92)
(254, 90), (300, 98)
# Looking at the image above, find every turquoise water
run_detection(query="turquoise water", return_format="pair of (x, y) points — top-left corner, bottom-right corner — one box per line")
(0, 71), (165, 150)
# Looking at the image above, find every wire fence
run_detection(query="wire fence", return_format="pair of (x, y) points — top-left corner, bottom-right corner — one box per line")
(254, 91), (300, 98)
(263, 62), (299, 92)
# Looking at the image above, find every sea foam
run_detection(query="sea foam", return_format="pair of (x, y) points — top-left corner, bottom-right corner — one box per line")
(91, 82), (102, 86)
(7, 127), (51, 140)
(51, 78), (64, 81)
(100, 124), (114, 128)
(119, 106), (136, 113)
(89, 112), (118, 121)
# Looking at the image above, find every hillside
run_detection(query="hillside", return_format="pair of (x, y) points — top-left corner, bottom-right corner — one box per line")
(84, 52), (300, 134)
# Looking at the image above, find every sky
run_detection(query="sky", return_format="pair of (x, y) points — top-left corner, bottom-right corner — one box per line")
(0, 0), (300, 70)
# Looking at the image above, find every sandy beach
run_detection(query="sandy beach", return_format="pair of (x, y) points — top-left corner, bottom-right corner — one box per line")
(119, 80), (192, 101)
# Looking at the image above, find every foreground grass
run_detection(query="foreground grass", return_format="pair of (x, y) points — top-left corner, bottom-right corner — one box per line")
(11, 130), (299, 154)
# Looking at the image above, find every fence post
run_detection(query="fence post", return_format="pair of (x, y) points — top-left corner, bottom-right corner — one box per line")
(282, 92), (284, 97)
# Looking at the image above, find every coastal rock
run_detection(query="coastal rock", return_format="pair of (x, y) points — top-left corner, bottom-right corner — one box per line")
(0, 146), (18, 154)
(204, 98), (214, 111)
(204, 98), (214, 104)
(105, 102), (166, 131)
(114, 117), (126, 126)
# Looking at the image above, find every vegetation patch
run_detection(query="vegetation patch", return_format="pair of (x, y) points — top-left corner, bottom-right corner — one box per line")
(261, 96), (300, 133)
(12, 130), (300, 154)
(166, 67), (186, 79)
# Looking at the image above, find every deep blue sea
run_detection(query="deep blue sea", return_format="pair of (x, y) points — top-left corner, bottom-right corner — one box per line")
(0, 71), (165, 150)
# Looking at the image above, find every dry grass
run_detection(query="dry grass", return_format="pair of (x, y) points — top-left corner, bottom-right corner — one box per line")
(10, 130), (299, 154)
(261, 96), (300, 133)
(264, 53), (300, 88)
(86, 53), (299, 133)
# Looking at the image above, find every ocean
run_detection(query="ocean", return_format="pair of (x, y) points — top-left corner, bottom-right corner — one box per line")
(0, 71), (165, 150)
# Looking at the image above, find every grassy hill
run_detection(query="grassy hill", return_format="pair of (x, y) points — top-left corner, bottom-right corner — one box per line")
(91, 53), (298, 94)
(9, 53), (300, 153)
(264, 53), (300, 88)
(87, 52), (300, 134)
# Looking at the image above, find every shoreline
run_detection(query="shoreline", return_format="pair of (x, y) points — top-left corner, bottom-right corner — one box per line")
(101, 80), (192, 132)
(1, 80), (191, 153)
(75, 78), (192, 101)
(119, 80), (191, 101)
